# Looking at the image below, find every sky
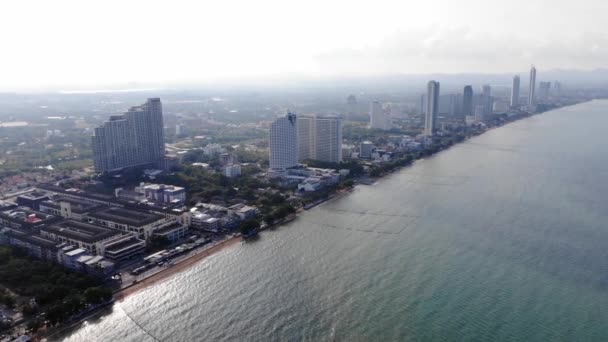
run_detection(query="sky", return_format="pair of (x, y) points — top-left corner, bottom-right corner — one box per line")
(1, 0), (607, 89)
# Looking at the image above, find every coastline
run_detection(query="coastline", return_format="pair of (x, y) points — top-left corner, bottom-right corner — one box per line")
(42, 101), (586, 340)
(113, 235), (242, 301)
(114, 102), (585, 301)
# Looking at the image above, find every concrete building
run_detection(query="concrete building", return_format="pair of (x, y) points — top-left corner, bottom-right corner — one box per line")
(16, 192), (49, 211)
(359, 141), (374, 159)
(298, 115), (343, 163)
(482, 85), (493, 115)
(92, 98), (165, 172)
(529, 65), (537, 106)
(369, 101), (391, 130)
(86, 207), (171, 240)
(553, 81), (562, 98)
(151, 222), (189, 243)
(1, 229), (59, 262)
(0, 208), (61, 232)
(425, 81), (440, 136)
(136, 183), (186, 204)
(463, 85), (474, 116)
(511, 75), (520, 107)
(224, 164), (242, 178)
(539, 81), (551, 101)
(40, 220), (122, 256)
(269, 113), (298, 171)
(191, 212), (221, 232)
(39, 197), (101, 221)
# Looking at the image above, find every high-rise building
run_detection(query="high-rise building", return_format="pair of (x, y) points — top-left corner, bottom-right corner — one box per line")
(553, 81), (562, 98)
(529, 65), (537, 106)
(369, 101), (391, 130)
(482, 84), (493, 115)
(298, 115), (343, 163)
(346, 95), (358, 117)
(511, 76), (520, 107)
(92, 98), (165, 173)
(269, 113), (298, 171)
(538, 81), (551, 101)
(463, 85), (474, 116)
(425, 81), (440, 136)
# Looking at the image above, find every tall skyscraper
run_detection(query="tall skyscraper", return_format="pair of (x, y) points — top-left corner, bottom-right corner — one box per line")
(269, 113), (298, 171)
(463, 85), (474, 116)
(346, 94), (358, 117)
(529, 65), (537, 106)
(298, 115), (343, 163)
(92, 98), (165, 172)
(425, 81), (440, 136)
(482, 84), (493, 115)
(538, 81), (551, 101)
(511, 75), (520, 107)
(369, 101), (391, 130)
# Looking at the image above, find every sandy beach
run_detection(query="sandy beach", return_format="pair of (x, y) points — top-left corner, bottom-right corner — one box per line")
(114, 236), (242, 301)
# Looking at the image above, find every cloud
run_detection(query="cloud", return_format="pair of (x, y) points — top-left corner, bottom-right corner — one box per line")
(314, 27), (608, 75)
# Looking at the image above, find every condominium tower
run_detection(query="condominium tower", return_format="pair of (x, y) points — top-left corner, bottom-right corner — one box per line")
(511, 75), (520, 107)
(298, 115), (343, 163)
(529, 65), (537, 106)
(463, 85), (474, 116)
(92, 98), (165, 172)
(369, 100), (391, 130)
(269, 113), (298, 171)
(425, 81), (440, 136)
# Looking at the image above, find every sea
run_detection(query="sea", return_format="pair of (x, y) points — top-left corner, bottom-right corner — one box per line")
(57, 100), (608, 342)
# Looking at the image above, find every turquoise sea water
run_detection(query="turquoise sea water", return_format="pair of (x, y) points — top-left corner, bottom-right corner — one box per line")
(59, 100), (608, 342)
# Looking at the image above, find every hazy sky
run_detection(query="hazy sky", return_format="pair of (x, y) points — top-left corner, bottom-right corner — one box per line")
(1, 0), (607, 89)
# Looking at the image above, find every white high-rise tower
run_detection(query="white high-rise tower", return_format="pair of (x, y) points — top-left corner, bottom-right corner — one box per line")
(425, 81), (440, 136)
(269, 113), (298, 171)
(369, 101), (391, 130)
(511, 75), (520, 107)
(529, 65), (537, 106)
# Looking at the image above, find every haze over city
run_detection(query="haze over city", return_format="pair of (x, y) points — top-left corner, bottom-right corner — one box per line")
(1, 1), (608, 342)
(2, 0), (608, 90)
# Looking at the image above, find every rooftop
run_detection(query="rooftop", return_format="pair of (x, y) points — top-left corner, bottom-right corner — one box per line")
(43, 220), (120, 244)
(37, 184), (115, 203)
(0, 208), (58, 225)
(40, 197), (102, 214)
(3, 229), (59, 250)
(89, 207), (163, 227)
(17, 191), (49, 201)
(104, 236), (145, 253)
(153, 222), (187, 235)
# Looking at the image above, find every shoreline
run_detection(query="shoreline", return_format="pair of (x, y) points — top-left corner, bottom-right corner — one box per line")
(113, 235), (242, 301)
(41, 100), (587, 340)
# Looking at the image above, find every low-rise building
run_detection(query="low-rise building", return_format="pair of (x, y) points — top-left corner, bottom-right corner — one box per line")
(191, 212), (221, 232)
(1, 229), (59, 262)
(102, 235), (146, 261)
(40, 220), (122, 256)
(152, 222), (189, 243)
(16, 191), (50, 210)
(39, 197), (102, 221)
(135, 183), (186, 204)
(229, 203), (258, 220)
(298, 177), (323, 192)
(360, 141), (374, 159)
(224, 164), (242, 178)
(0, 208), (61, 233)
(86, 207), (169, 240)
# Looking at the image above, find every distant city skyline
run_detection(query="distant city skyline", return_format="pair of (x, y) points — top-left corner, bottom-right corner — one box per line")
(1, 0), (606, 89)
